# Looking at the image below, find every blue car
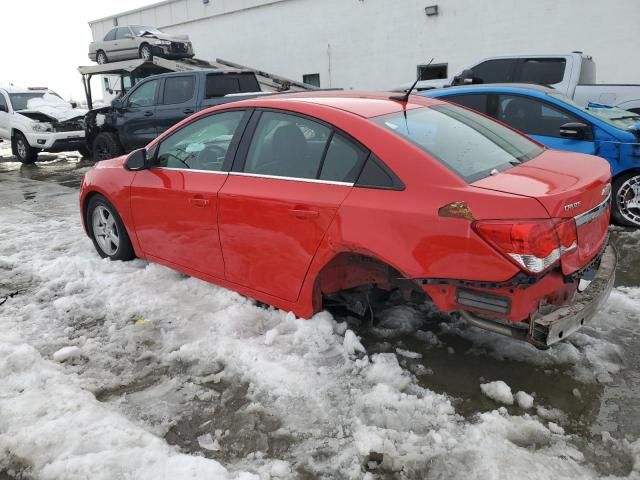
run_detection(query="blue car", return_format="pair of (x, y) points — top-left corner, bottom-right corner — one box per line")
(421, 84), (640, 227)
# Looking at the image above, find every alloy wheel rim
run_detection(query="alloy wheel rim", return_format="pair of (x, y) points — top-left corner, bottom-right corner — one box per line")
(142, 47), (151, 60)
(16, 139), (26, 159)
(97, 53), (106, 64)
(92, 205), (119, 255)
(617, 174), (640, 226)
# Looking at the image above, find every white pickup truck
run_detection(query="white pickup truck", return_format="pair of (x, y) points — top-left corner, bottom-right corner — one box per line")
(403, 53), (640, 114)
(0, 87), (88, 163)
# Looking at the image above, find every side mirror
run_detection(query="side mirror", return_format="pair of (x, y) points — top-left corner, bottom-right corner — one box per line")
(124, 148), (148, 171)
(124, 33), (134, 39)
(559, 122), (591, 140)
(452, 69), (475, 86)
(111, 98), (124, 109)
(70, 101), (78, 109)
(0, 104), (7, 113)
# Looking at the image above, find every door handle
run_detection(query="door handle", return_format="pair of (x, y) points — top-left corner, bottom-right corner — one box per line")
(189, 197), (210, 207)
(288, 208), (319, 219)
(144, 111), (154, 117)
(183, 108), (194, 114)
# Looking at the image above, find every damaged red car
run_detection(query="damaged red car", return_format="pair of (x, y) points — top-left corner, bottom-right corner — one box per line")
(80, 92), (616, 348)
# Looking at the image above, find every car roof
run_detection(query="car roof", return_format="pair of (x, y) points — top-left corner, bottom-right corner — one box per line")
(241, 91), (442, 118)
(423, 83), (557, 97)
(0, 86), (50, 94)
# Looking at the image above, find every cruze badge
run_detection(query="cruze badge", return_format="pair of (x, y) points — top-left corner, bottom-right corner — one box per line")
(564, 201), (582, 212)
(601, 184), (611, 197)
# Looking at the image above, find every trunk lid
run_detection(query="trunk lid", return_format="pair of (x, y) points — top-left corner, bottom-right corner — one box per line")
(472, 150), (611, 274)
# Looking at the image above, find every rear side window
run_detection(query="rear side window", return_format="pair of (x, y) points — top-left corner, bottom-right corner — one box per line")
(372, 105), (543, 183)
(103, 29), (117, 41)
(446, 94), (489, 115)
(163, 76), (195, 105)
(319, 134), (367, 182)
(356, 154), (404, 190)
(519, 58), (566, 85)
(243, 111), (331, 180)
(471, 59), (518, 83)
(206, 74), (260, 98)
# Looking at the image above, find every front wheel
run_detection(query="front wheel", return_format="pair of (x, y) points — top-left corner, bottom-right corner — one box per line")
(13, 133), (38, 163)
(92, 132), (124, 161)
(612, 172), (640, 228)
(139, 44), (153, 61)
(86, 195), (135, 261)
(96, 51), (108, 64)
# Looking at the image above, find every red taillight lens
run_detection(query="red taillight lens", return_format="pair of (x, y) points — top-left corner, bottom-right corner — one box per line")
(474, 219), (578, 274)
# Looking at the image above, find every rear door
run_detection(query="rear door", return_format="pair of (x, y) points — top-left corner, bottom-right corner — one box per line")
(218, 110), (368, 302)
(130, 109), (250, 278)
(155, 74), (199, 135)
(119, 78), (161, 150)
(495, 94), (596, 154)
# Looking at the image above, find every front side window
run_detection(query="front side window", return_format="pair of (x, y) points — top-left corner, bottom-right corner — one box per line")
(156, 111), (245, 171)
(519, 58), (566, 85)
(163, 76), (195, 105)
(372, 104), (543, 183)
(127, 80), (159, 108)
(244, 112), (331, 180)
(104, 29), (117, 41)
(496, 95), (586, 138)
(115, 27), (132, 40)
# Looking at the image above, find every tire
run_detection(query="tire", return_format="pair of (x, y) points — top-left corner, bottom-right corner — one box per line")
(78, 145), (91, 158)
(139, 44), (153, 61)
(612, 171), (640, 228)
(86, 195), (135, 261)
(92, 132), (124, 161)
(96, 51), (108, 64)
(13, 132), (38, 164)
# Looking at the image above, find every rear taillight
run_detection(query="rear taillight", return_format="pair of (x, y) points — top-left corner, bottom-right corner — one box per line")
(474, 219), (577, 274)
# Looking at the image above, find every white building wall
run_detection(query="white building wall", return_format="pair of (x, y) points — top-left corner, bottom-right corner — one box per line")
(90, 0), (640, 90)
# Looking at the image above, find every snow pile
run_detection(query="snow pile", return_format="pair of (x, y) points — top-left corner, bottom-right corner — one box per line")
(0, 336), (245, 480)
(0, 177), (639, 479)
(481, 380), (514, 405)
(515, 391), (535, 410)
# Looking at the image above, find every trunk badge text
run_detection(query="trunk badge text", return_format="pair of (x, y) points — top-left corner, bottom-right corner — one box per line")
(564, 201), (582, 212)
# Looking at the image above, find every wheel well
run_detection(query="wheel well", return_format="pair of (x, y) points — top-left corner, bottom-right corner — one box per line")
(312, 252), (427, 312)
(613, 168), (640, 183)
(82, 191), (103, 233)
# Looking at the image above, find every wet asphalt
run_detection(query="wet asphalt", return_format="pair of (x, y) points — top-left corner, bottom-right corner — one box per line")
(1, 142), (639, 478)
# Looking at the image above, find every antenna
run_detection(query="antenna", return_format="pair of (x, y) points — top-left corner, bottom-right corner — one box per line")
(390, 58), (434, 102)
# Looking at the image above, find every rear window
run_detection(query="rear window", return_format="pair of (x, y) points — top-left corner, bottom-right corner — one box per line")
(371, 105), (544, 183)
(206, 74), (260, 98)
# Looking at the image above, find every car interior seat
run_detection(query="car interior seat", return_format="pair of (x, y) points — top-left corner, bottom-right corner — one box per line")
(268, 123), (310, 177)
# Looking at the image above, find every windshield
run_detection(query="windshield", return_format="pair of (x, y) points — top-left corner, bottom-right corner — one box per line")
(9, 92), (65, 111)
(131, 25), (163, 36)
(549, 93), (640, 131)
(371, 104), (543, 182)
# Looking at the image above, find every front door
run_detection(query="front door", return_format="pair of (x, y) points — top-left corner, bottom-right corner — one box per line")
(219, 110), (367, 302)
(120, 78), (160, 151)
(495, 94), (596, 155)
(130, 109), (249, 278)
(0, 93), (10, 138)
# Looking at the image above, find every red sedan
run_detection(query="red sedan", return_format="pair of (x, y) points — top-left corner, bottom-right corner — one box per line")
(80, 92), (616, 348)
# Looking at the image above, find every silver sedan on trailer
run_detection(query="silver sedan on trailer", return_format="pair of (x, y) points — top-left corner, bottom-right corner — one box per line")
(88, 25), (195, 64)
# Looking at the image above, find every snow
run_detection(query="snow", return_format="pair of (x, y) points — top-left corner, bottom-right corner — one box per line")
(52, 345), (82, 362)
(480, 380), (514, 405)
(343, 329), (366, 355)
(515, 391), (535, 410)
(22, 93), (87, 122)
(1, 177), (640, 479)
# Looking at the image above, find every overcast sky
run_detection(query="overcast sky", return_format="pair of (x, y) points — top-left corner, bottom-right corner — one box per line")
(0, 0), (158, 102)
